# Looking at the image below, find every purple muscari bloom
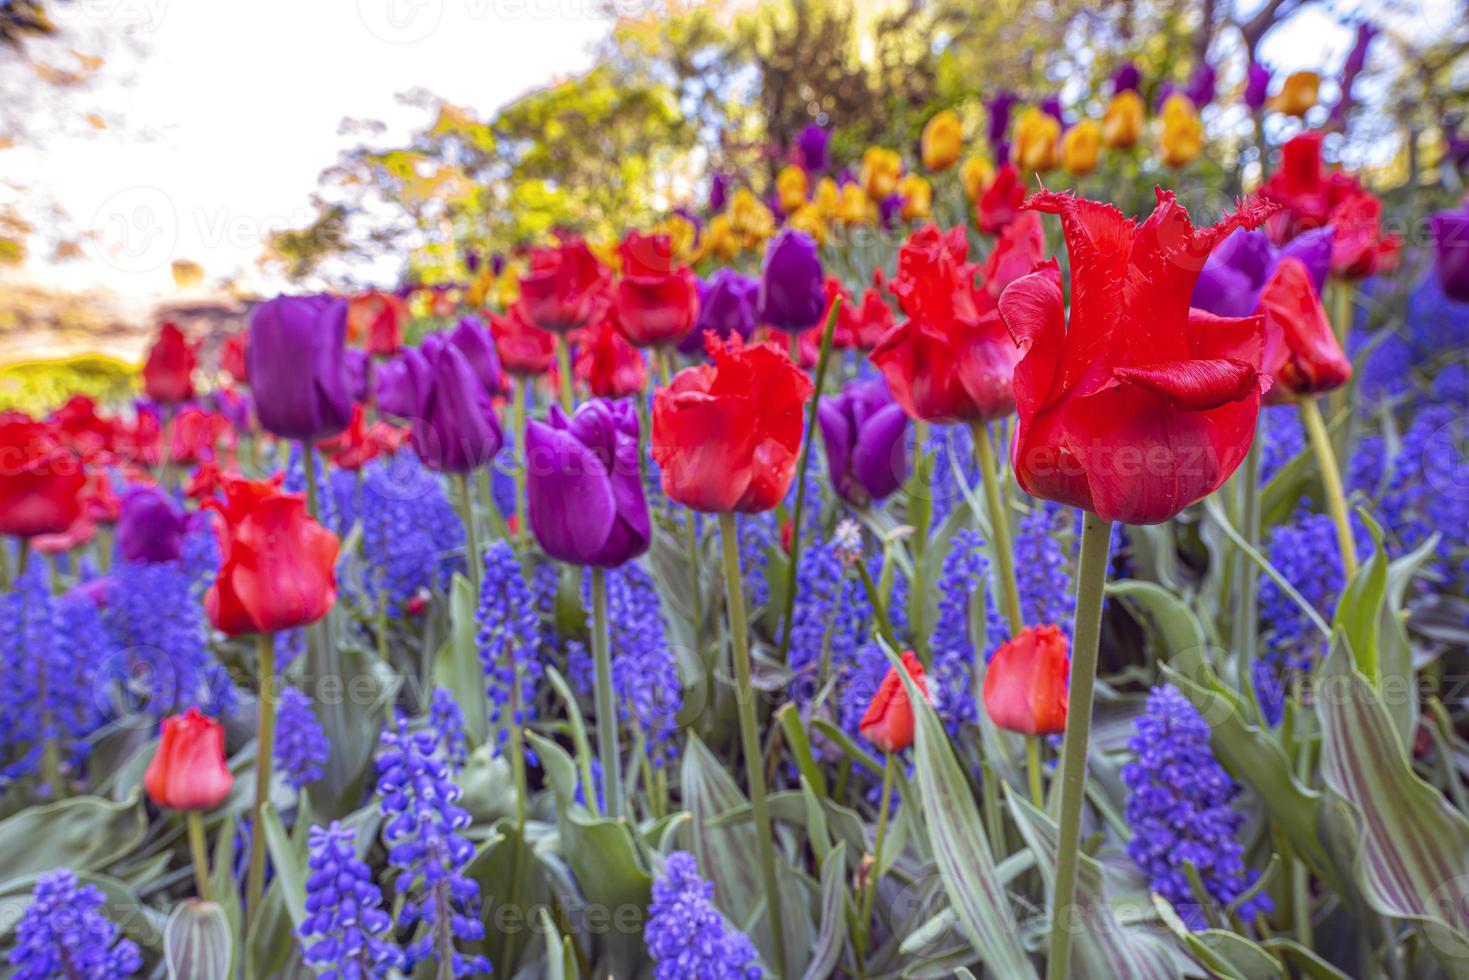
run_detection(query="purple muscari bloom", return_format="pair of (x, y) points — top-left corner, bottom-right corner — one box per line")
(344, 347), (370, 403)
(1112, 61), (1141, 93)
(817, 377), (908, 505)
(797, 122), (829, 172)
(682, 270), (760, 354)
(986, 90), (1018, 146)
(758, 228), (825, 333)
(1039, 94), (1065, 125)
(1244, 62), (1272, 112)
(116, 484), (187, 564)
(708, 173), (730, 213)
(1124, 686), (1274, 927)
(7, 869), (143, 979)
(299, 821), (403, 978)
(274, 687), (329, 791)
(248, 295), (353, 442)
(476, 540), (546, 743)
(526, 399), (649, 568)
(429, 687), (469, 770)
(1430, 205), (1469, 302)
(1192, 226), (1332, 318)
(645, 852), (762, 980)
(443, 315), (504, 394)
(1256, 507), (1341, 724)
(878, 192), (905, 229)
(376, 721), (489, 978)
(1185, 63), (1217, 108)
(398, 342), (505, 473)
(1016, 498), (1073, 630)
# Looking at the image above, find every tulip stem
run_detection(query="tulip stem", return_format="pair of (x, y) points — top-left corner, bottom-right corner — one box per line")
(454, 473), (481, 594)
(513, 379), (528, 549)
(300, 442), (320, 522)
(589, 566), (623, 820)
(1298, 397), (1359, 581)
(685, 512), (703, 655)
(719, 511), (786, 976)
(186, 810), (212, 902)
(555, 337), (575, 413)
(856, 751), (895, 967)
(1236, 435), (1265, 721)
(776, 298), (842, 664)
(972, 420), (1024, 636)
(245, 631), (276, 934)
(1045, 511), (1112, 980)
(1026, 735), (1045, 809)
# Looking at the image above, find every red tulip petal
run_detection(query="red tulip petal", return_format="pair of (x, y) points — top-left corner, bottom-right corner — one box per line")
(1113, 357), (1259, 411)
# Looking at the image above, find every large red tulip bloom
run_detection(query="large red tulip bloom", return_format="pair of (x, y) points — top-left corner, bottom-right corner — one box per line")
(204, 476), (339, 636)
(144, 707), (234, 811)
(859, 650), (929, 753)
(1257, 257), (1352, 403)
(997, 189), (1273, 525)
(614, 232), (699, 347)
(983, 624), (1069, 736)
(515, 239), (609, 334)
(870, 223), (1040, 423)
(651, 335), (812, 513)
(0, 413), (87, 538)
(220, 332), (249, 384)
(142, 322), (197, 404)
(490, 306), (558, 377)
(576, 314), (648, 398)
(348, 290), (410, 356)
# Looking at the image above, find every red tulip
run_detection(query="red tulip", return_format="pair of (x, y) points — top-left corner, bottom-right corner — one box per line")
(348, 290), (410, 355)
(0, 413), (87, 538)
(983, 624), (1069, 736)
(144, 708), (234, 811)
(1259, 131), (1401, 280)
(826, 273), (896, 351)
(651, 335), (812, 513)
(32, 515), (97, 555)
(515, 239), (610, 334)
(142, 322), (197, 404)
(997, 189), (1272, 524)
(49, 396), (119, 462)
(614, 232), (699, 347)
(976, 162), (1025, 234)
(81, 468), (122, 524)
(576, 315), (648, 398)
(317, 403), (384, 470)
(204, 476), (339, 636)
(220, 332), (249, 384)
(170, 407), (234, 466)
(870, 223), (1034, 423)
(1256, 256), (1352, 403)
(490, 306), (558, 377)
(979, 211), (1047, 296)
(859, 650), (929, 753)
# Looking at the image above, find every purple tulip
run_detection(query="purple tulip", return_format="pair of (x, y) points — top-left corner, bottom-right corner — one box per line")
(491, 253), (506, 276)
(835, 167), (858, 188)
(1039, 94), (1065, 126)
(1153, 83), (1178, 112)
(525, 399), (649, 567)
(116, 485), (187, 564)
(1244, 62), (1272, 112)
(709, 173), (730, 213)
(1186, 63), (1217, 108)
(1431, 207), (1469, 302)
(681, 269), (759, 354)
(247, 295), (353, 442)
(344, 348), (371, 403)
(986, 91), (1018, 146)
(1112, 61), (1141, 94)
(879, 193), (906, 230)
(798, 123), (830, 172)
(444, 315), (504, 394)
(759, 229), (825, 333)
(398, 343), (504, 472)
(817, 378), (909, 505)
(1192, 226), (1333, 318)
(209, 387), (251, 431)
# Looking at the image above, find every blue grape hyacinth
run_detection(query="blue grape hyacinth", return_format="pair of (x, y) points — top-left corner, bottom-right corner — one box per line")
(7, 868), (143, 979)
(1123, 686), (1272, 928)
(274, 687), (331, 791)
(645, 851), (762, 979)
(429, 687), (470, 771)
(300, 821), (404, 979)
(476, 541), (545, 746)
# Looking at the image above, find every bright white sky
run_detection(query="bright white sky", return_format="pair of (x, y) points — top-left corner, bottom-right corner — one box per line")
(0, 0), (1452, 305)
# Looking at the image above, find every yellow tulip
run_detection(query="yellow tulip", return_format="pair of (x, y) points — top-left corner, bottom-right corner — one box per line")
(1102, 90), (1145, 149)
(729, 188), (775, 248)
(1011, 108), (1060, 172)
(787, 204), (827, 246)
(1271, 71), (1319, 117)
(813, 176), (841, 219)
(588, 237), (621, 272)
(960, 155), (995, 201)
(776, 165), (809, 215)
(494, 262), (522, 308)
(836, 182), (874, 225)
(898, 174), (933, 221)
(655, 212), (705, 265)
(1158, 93), (1204, 168)
(921, 109), (963, 171)
(1061, 120), (1102, 175)
(706, 214), (739, 261)
(465, 267), (493, 308)
(861, 147), (902, 201)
